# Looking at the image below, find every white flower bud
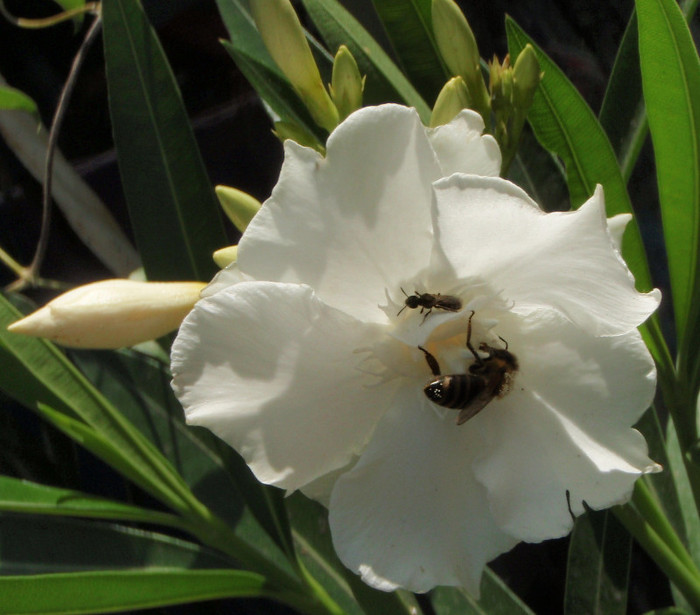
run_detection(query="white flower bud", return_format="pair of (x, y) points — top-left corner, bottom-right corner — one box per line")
(215, 185), (261, 232)
(8, 280), (205, 348)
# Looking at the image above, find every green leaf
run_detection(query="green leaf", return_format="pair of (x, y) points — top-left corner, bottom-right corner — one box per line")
(505, 18), (652, 289)
(0, 295), (195, 516)
(0, 86), (38, 115)
(0, 512), (233, 574)
(636, 0), (700, 384)
(564, 509), (631, 615)
(1, 569), (267, 615)
(221, 40), (326, 145)
(70, 348), (298, 567)
(300, 0), (431, 123)
(0, 475), (194, 531)
(102, 0), (227, 282)
(287, 492), (419, 615)
(370, 0), (448, 104)
(431, 568), (535, 615)
(505, 17), (673, 379)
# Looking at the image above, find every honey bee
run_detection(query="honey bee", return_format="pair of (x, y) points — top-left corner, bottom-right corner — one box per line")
(397, 288), (462, 323)
(418, 311), (518, 424)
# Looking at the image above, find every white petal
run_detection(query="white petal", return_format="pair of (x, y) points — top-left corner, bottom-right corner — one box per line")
(427, 109), (501, 177)
(329, 391), (517, 594)
(200, 262), (248, 298)
(239, 104), (442, 323)
(432, 177), (660, 335)
(472, 309), (659, 542)
(171, 281), (396, 491)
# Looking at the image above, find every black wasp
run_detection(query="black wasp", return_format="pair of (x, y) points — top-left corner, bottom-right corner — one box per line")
(397, 288), (462, 323)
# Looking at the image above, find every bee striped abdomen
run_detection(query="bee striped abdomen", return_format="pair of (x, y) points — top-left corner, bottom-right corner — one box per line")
(424, 374), (486, 409)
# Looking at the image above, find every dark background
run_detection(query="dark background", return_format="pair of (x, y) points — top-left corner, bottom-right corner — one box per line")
(0, 1), (695, 613)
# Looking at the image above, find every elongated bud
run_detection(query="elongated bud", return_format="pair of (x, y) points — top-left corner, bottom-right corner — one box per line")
(250, 0), (339, 132)
(273, 121), (325, 152)
(330, 45), (364, 120)
(215, 186), (261, 232)
(430, 76), (471, 127)
(431, 0), (490, 121)
(213, 245), (238, 269)
(7, 280), (205, 348)
(512, 44), (542, 110)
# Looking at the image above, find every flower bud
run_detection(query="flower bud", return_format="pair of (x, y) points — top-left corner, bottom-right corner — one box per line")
(430, 76), (471, 127)
(213, 245), (238, 269)
(215, 185), (261, 232)
(330, 45), (364, 121)
(431, 0), (490, 121)
(273, 121), (325, 152)
(250, 0), (339, 132)
(7, 280), (205, 349)
(512, 44), (542, 110)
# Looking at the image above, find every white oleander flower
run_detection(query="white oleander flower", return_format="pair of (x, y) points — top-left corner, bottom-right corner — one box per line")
(171, 104), (660, 594)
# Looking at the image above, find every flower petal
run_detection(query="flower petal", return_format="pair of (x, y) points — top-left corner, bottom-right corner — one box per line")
(238, 104), (442, 323)
(329, 390), (517, 594)
(432, 178), (660, 335)
(171, 281), (396, 491)
(473, 309), (659, 542)
(427, 109), (501, 177)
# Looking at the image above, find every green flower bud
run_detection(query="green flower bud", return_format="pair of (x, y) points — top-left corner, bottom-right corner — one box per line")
(431, 0), (490, 121)
(213, 245), (238, 269)
(430, 76), (471, 127)
(512, 44), (542, 110)
(215, 185), (261, 233)
(330, 45), (364, 121)
(273, 121), (325, 153)
(250, 0), (339, 132)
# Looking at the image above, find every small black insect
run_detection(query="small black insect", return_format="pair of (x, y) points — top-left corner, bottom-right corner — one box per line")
(397, 288), (462, 323)
(418, 311), (518, 424)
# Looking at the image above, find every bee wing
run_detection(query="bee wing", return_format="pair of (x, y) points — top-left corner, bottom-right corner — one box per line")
(456, 391), (494, 424)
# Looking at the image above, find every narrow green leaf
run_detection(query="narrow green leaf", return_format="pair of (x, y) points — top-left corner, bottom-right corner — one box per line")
(0, 295), (195, 516)
(564, 510), (631, 615)
(370, 0), (448, 104)
(0, 513), (233, 574)
(0, 86), (38, 115)
(505, 18), (653, 291)
(1, 569), (267, 615)
(300, 0), (431, 123)
(431, 568), (535, 615)
(0, 475), (188, 530)
(221, 40), (326, 145)
(71, 348), (298, 566)
(102, 0), (227, 282)
(636, 0), (700, 381)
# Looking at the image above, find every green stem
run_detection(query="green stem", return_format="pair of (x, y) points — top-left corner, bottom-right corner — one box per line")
(633, 479), (700, 575)
(614, 502), (700, 611)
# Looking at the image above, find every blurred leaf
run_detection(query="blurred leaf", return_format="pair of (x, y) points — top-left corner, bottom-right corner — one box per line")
(0, 512), (232, 574)
(70, 349), (298, 572)
(0, 295), (195, 515)
(300, 0), (431, 123)
(0, 474), (188, 528)
(221, 40), (326, 145)
(287, 492), (419, 615)
(564, 509), (630, 615)
(636, 0), (700, 385)
(1, 569), (267, 615)
(370, 0), (448, 104)
(102, 0), (227, 282)
(0, 86), (38, 114)
(431, 568), (535, 614)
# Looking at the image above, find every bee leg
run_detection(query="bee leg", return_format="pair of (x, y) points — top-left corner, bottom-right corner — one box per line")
(420, 307), (432, 325)
(465, 310), (482, 365)
(418, 346), (441, 376)
(565, 490), (576, 523)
